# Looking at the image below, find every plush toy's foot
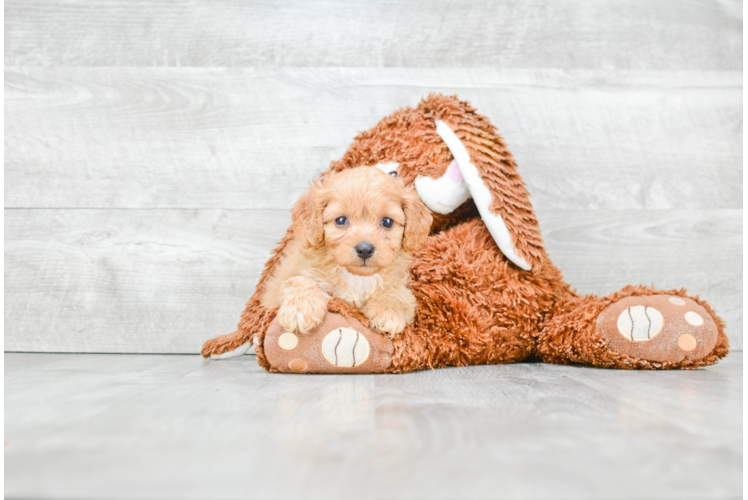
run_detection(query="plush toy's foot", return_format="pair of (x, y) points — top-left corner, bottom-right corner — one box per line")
(538, 287), (729, 369)
(596, 294), (720, 364)
(263, 313), (394, 374)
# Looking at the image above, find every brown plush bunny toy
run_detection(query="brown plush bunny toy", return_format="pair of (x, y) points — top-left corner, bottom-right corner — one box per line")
(202, 94), (729, 373)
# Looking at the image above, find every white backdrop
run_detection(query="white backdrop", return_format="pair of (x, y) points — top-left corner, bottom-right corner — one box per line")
(5, 1), (742, 353)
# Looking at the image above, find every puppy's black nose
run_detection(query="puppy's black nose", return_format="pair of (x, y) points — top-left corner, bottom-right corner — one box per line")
(355, 242), (375, 261)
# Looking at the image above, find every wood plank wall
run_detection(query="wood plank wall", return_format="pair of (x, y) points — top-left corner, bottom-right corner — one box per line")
(5, 1), (742, 353)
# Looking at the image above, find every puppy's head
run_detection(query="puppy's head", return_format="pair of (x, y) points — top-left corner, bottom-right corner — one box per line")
(292, 167), (432, 276)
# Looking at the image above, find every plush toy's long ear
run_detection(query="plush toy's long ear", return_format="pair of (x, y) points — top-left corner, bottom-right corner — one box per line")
(291, 179), (326, 249)
(328, 93), (545, 270)
(417, 95), (546, 271)
(401, 187), (433, 253)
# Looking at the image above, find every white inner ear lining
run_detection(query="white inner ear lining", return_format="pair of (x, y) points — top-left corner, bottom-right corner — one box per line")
(413, 160), (471, 215)
(374, 161), (399, 176)
(434, 120), (532, 271)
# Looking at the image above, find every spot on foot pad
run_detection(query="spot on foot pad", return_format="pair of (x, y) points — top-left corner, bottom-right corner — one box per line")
(685, 311), (704, 326)
(669, 297), (686, 306)
(278, 332), (298, 350)
(616, 305), (664, 341)
(322, 327), (370, 367)
(678, 334), (698, 352)
(288, 359), (307, 372)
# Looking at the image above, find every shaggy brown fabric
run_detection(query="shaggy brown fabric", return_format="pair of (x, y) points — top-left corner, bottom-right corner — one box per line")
(201, 94), (729, 372)
(326, 298), (371, 327)
(389, 218), (572, 372)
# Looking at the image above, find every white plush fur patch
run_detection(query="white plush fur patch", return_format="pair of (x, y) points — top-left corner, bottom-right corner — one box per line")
(414, 160), (471, 214)
(375, 161), (400, 176)
(210, 341), (253, 359)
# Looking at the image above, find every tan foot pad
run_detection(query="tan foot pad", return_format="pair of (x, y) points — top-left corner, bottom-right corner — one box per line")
(596, 295), (719, 363)
(264, 313), (394, 374)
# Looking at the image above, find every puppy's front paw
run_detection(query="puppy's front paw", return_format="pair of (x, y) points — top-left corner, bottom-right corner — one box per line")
(365, 309), (407, 337)
(277, 294), (328, 334)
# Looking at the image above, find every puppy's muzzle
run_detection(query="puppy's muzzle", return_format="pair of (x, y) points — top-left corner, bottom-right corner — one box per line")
(355, 242), (375, 262)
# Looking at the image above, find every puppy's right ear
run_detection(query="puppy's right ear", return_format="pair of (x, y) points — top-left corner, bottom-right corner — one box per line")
(402, 187), (433, 253)
(291, 179), (325, 249)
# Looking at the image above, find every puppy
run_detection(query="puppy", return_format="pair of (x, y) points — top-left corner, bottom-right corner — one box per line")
(261, 166), (433, 336)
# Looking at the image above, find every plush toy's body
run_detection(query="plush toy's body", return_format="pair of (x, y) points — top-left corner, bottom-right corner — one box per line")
(202, 95), (729, 372)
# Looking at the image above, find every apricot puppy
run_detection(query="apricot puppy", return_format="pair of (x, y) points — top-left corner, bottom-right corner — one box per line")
(261, 167), (433, 336)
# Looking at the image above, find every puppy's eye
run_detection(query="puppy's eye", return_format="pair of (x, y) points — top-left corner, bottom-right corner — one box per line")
(335, 216), (348, 227)
(389, 171), (397, 177)
(381, 217), (394, 229)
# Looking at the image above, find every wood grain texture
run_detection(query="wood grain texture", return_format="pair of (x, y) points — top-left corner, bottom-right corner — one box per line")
(4, 1), (742, 356)
(5, 68), (742, 210)
(5, 0), (742, 69)
(4, 208), (291, 354)
(5, 352), (742, 499)
(5, 208), (741, 353)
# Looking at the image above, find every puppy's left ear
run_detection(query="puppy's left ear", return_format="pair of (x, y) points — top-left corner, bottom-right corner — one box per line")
(402, 188), (433, 253)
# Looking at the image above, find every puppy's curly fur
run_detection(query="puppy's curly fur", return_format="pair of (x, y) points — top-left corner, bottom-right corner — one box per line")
(261, 167), (432, 337)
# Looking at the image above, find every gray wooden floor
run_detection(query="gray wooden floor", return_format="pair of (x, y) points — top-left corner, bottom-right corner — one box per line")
(4, 353), (742, 499)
